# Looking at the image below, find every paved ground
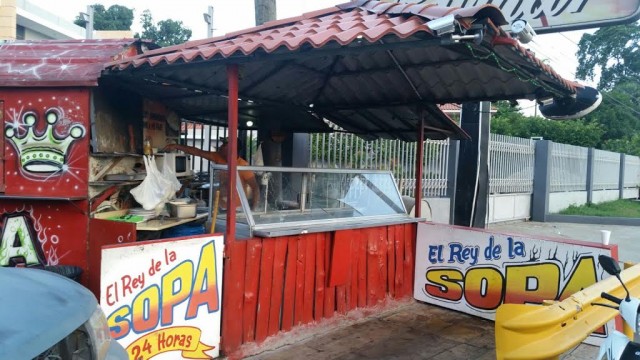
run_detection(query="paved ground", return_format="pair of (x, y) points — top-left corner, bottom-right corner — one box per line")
(242, 220), (640, 359)
(244, 300), (597, 359)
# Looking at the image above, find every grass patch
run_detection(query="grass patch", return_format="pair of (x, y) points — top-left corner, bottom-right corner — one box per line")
(559, 199), (640, 217)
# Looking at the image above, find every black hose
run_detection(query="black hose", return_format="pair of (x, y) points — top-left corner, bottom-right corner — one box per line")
(601, 292), (623, 305)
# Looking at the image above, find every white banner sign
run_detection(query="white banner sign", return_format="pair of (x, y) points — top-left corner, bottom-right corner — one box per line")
(414, 223), (615, 342)
(101, 235), (223, 359)
(390, 0), (640, 32)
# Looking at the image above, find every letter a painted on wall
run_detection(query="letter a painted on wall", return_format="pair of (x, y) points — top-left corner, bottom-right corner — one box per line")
(0, 214), (45, 267)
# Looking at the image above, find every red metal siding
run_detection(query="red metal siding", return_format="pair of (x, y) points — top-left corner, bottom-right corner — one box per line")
(2, 89), (89, 198)
(0, 199), (89, 277)
(88, 218), (137, 297)
(221, 223), (417, 357)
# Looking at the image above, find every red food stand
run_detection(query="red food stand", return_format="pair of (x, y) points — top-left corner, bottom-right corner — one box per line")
(1, 2), (597, 358)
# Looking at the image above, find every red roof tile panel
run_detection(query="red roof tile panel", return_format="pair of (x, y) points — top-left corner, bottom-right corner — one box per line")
(109, 2), (513, 73)
(0, 39), (151, 87)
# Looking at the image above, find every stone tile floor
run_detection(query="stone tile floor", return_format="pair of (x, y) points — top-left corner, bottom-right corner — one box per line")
(243, 301), (598, 359)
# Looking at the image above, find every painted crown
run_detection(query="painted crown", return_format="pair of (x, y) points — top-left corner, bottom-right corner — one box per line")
(5, 108), (85, 173)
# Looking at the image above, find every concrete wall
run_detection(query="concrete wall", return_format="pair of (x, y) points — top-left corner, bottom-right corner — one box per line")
(0, 0), (17, 40)
(549, 191), (588, 213)
(487, 194), (531, 223)
(592, 189), (621, 204)
(623, 188), (639, 199)
(424, 197), (450, 224)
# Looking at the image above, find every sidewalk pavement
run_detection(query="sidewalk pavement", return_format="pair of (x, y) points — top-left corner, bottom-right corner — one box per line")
(242, 220), (640, 359)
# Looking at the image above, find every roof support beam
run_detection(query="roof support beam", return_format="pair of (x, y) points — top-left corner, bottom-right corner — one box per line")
(383, 40), (422, 101)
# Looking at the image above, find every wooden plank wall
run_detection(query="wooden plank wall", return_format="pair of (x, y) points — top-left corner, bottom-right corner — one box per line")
(221, 223), (417, 356)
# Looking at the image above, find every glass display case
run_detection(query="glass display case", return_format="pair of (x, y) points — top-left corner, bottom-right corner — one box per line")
(210, 165), (419, 238)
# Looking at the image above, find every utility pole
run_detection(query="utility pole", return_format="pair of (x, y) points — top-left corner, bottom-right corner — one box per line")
(254, 0), (276, 27)
(79, 5), (94, 39)
(203, 5), (214, 38)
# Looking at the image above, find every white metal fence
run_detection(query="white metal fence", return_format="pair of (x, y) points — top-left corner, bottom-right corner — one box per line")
(309, 133), (450, 197)
(593, 149), (621, 191)
(550, 143), (589, 192)
(489, 134), (535, 194)
(625, 156), (640, 188)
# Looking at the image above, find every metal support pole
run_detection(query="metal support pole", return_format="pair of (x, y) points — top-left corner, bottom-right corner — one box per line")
(414, 109), (425, 218)
(447, 140), (459, 224)
(226, 64), (239, 243)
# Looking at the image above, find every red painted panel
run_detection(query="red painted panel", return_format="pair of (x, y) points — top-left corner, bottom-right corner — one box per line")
(328, 229), (354, 287)
(2, 89), (90, 198)
(243, 239), (262, 343)
(281, 237), (297, 331)
(0, 199), (89, 277)
(387, 226), (396, 298)
(303, 234), (316, 324)
(314, 233), (325, 321)
(403, 223), (415, 297)
(324, 233), (335, 318)
(294, 235), (306, 325)
(336, 285), (347, 314)
(378, 227), (388, 299)
(394, 225), (405, 296)
(348, 234), (360, 310)
(255, 238), (275, 342)
(88, 218), (136, 297)
(367, 228), (385, 305)
(357, 230), (367, 308)
(268, 238), (288, 335)
(222, 240), (247, 354)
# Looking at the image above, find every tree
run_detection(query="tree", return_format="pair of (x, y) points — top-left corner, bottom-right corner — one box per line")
(490, 101), (605, 148)
(576, 23), (640, 91)
(135, 10), (192, 47)
(74, 4), (134, 31)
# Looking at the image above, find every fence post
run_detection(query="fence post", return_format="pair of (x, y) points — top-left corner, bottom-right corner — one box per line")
(447, 140), (460, 225)
(531, 140), (551, 222)
(619, 153), (626, 199)
(586, 148), (595, 204)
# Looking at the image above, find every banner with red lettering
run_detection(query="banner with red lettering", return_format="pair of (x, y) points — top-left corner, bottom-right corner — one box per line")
(414, 223), (617, 344)
(100, 235), (223, 359)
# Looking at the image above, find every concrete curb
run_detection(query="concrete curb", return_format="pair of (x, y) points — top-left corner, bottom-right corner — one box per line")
(546, 214), (640, 226)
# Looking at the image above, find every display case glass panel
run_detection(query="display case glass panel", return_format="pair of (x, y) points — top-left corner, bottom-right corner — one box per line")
(210, 165), (416, 238)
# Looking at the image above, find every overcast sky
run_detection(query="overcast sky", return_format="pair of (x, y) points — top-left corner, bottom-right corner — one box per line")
(31, 0), (596, 114)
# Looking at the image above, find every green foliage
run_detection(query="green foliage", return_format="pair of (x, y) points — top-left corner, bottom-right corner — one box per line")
(576, 23), (640, 91)
(74, 4), (133, 30)
(135, 10), (192, 47)
(559, 199), (640, 217)
(583, 81), (640, 142)
(490, 101), (605, 148)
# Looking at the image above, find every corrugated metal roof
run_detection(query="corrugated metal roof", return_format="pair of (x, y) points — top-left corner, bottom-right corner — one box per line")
(103, 0), (589, 141)
(0, 39), (155, 87)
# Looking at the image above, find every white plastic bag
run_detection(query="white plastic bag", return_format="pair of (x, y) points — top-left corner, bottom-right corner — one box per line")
(162, 153), (182, 195)
(130, 156), (173, 210)
(252, 142), (264, 175)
